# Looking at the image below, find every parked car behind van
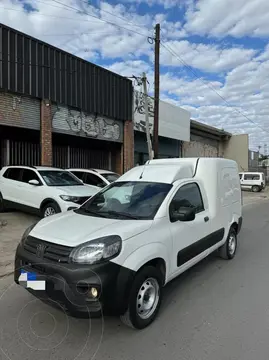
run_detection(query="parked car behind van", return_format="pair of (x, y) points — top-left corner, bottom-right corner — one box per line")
(68, 168), (120, 188)
(239, 172), (265, 192)
(0, 166), (100, 217)
(14, 158), (242, 329)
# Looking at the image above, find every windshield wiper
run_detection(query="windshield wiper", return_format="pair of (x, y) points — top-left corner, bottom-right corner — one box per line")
(98, 211), (139, 219)
(75, 208), (108, 218)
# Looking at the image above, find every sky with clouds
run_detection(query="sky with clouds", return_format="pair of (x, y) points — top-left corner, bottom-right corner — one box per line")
(1, 0), (269, 151)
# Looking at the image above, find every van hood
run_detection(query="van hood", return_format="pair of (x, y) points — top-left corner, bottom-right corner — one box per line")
(30, 211), (152, 247)
(55, 185), (99, 196)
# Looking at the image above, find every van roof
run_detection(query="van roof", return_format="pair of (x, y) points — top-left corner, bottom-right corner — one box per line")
(118, 157), (237, 184)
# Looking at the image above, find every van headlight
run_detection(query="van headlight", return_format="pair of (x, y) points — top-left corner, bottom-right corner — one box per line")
(70, 236), (122, 264)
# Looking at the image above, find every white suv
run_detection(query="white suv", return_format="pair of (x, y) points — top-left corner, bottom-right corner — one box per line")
(68, 168), (120, 188)
(0, 166), (100, 217)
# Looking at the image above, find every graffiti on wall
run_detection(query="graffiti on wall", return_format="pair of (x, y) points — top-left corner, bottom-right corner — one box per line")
(182, 140), (218, 157)
(52, 105), (123, 142)
(133, 90), (154, 133)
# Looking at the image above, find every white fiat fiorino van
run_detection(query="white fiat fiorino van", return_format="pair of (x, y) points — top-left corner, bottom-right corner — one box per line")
(14, 158), (242, 330)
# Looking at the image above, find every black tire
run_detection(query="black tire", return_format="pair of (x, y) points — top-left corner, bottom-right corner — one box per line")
(252, 185), (260, 192)
(120, 266), (163, 329)
(0, 192), (5, 212)
(41, 202), (61, 218)
(219, 227), (237, 260)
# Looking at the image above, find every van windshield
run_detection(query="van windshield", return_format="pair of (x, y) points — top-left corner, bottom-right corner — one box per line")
(75, 181), (172, 220)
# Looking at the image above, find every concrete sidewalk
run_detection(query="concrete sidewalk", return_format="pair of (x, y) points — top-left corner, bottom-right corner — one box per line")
(0, 212), (37, 278)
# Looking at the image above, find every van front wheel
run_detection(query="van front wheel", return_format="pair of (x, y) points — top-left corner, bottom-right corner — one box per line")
(219, 228), (237, 260)
(120, 266), (163, 329)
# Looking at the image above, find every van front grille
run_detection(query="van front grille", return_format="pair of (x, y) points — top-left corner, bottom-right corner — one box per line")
(24, 236), (73, 263)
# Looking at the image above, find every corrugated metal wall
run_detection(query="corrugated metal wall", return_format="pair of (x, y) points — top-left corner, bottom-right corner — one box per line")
(69, 147), (109, 169)
(53, 145), (69, 169)
(9, 140), (40, 166)
(0, 137), (5, 169)
(0, 24), (133, 122)
(0, 92), (40, 129)
(53, 145), (109, 169)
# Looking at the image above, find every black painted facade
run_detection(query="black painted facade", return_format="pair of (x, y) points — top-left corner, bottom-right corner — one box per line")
(0, 23), (133, 121)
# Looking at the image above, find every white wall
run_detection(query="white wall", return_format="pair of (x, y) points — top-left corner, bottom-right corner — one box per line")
(133, 90), (190, 142)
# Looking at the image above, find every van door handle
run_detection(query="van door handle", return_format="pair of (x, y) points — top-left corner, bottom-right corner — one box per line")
(204, 216), (209, 222)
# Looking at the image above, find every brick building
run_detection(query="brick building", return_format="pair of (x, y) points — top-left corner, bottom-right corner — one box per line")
(0, 24), (133, 174)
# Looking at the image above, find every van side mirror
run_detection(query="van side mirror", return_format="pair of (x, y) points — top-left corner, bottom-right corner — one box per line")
(28, 179), (40, 186)
(170, 207), (196, 223)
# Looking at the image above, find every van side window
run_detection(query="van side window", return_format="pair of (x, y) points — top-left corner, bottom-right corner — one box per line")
(244, 174), (260, 180)
(170, 183), (205, 215)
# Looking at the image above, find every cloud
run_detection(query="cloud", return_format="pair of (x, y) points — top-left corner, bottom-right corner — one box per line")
(160, 40), (257, 73)
(121, 0), (183, 9)
(185, 0), (269, 38)
(1, 0), (269, 151)
(107, 60), (152, 77)
(0, 0), (155, 60)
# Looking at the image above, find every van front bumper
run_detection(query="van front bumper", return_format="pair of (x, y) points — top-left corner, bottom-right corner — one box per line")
(14, 243), (135, 316)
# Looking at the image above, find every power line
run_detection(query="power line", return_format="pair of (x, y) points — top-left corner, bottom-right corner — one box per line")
(0, 6), (102, 23)
(1, 3), (154, 53)
(1, 4), (151, 38)
(41, 30), (114, 37)
(161, 41), (269, 136)
(34, 0), (148, 30)
(5, 2), (267, 138)
(75, 0), (149, 30)
(50, 0), (152, 38)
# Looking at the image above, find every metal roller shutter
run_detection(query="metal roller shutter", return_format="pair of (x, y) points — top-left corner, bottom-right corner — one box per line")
(9, 139), (40, 166)
(53, 145), (110, 170)
(0, 92), (40, 130)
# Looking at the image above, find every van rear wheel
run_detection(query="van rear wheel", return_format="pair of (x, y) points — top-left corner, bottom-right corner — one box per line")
(219, 228), (237, 260)
(120, 266), (163, 329)
(252, 185), (260, 192)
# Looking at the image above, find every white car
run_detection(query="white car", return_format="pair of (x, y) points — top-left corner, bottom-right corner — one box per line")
(239, 172), (265, 192)
(0, 166), (99, 217)
(14, 158), (242, 329)
(68, 168), (120, 188)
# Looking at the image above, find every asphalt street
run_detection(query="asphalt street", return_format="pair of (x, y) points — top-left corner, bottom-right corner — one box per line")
(1, 200), (269, 360)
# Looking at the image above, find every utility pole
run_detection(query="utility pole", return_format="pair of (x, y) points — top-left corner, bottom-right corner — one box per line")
(153, 23), (160, 159)
(142, 72), (153, 160)
(258, 145), (261, 170)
